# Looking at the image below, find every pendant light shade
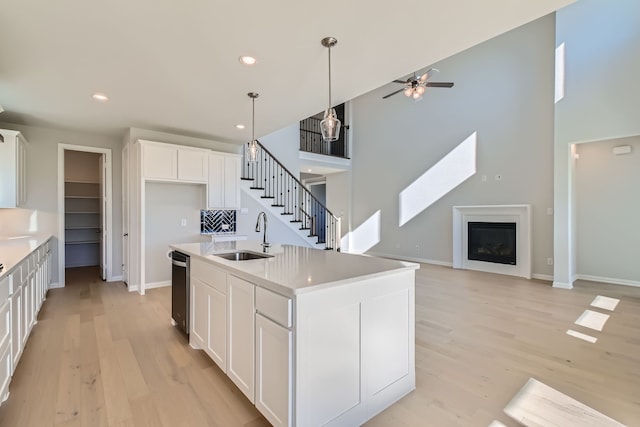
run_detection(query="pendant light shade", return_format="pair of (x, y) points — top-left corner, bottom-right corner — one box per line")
(320, 37), (341, 142)
(245, 92), (259, 163)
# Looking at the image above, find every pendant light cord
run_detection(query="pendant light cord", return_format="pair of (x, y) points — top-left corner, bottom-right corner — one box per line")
(252, 96), (255, 142)
(327, 45), (332, 109)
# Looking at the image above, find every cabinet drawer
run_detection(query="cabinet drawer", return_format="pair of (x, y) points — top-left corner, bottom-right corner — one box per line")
(256, 287), (292, 328)
(191, 259), (227, 294)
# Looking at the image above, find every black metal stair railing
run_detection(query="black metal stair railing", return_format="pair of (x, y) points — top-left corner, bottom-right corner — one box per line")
(241, 140), (341, 250)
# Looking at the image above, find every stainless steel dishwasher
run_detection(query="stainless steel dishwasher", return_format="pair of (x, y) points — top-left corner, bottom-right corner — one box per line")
(171, 251), (190, 335)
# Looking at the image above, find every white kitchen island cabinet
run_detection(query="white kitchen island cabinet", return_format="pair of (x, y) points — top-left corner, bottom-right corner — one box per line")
(172, 241), (418, 427)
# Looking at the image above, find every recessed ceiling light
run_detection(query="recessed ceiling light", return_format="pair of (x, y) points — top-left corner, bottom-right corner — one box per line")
(235, 124), (245, 130)
(308, 169), (312, 172)
(239, 56), (257, 66)
(92, 93), (109, 102)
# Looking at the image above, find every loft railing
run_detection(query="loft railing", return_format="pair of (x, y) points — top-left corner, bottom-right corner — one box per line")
(241, 140), (341, 250)
(299, 117), (350, 159)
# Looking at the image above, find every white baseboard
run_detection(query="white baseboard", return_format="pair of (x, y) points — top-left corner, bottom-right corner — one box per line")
(576, 274), (640, 288)
(145, 281), (171, 290)
(108, 275), (123, 282)
(127, 284), (138, 292)
(552, 281), (573, 289)
(532, 274), (553, 282)
(48, 281), (62, 289)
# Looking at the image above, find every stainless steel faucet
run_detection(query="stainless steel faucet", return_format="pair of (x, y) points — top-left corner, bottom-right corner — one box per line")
(255, 211), (270, 249)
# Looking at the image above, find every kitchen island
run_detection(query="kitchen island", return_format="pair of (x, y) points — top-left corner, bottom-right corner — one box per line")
(170, 241), (418, 427)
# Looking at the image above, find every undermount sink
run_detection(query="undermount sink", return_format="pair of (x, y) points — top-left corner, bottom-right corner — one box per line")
(214, 250), (273, 261)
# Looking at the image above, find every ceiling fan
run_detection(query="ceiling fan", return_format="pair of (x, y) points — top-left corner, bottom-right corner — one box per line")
(382, 68), (454, 100)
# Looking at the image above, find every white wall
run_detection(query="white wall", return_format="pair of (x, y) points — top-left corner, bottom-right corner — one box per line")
(575, 136), (640, 284)
(145, 182), (205, 284)
(325, 172), (351, 248)
(235, 190), (312, 247)
(0, 122), (123, 284)
(349, 15), (556, 276)
(554, 0), (640, 286)
(258, 123), (300, 177)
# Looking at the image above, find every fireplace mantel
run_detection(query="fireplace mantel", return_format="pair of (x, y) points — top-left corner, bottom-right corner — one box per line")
(453, 205), (532, 278)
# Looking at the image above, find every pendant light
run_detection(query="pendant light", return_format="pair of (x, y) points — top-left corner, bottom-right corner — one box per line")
(320, 37), (341, 142)
(245, 92), (259, 162)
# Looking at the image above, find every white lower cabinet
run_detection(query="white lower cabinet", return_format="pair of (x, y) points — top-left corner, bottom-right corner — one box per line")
(190, 260), (227, 371)
(190, 278), (209, 350)
(227, 275), (255, 403)
(255, 313), (293, 427)
(1, 238), (51, 408)
(10, 286), (22, 369)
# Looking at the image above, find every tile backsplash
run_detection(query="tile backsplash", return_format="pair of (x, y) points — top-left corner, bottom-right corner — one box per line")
(201, 210), (237, 233)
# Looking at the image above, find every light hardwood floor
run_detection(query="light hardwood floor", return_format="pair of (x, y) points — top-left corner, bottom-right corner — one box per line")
(0, 264), (638, 426)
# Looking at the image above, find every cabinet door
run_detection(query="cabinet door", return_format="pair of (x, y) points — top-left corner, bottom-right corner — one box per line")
(178, 149), (208, 182)
(142, 144), (177, 180)
(190, 278), (208, 349)
(16, 135), (27, 206)
(10, 287), (22, 371)
(255, 314), (292, 427)
(223, 156), (241, 209)
(207, 286), (227, 371)
(207, 154), (225, 208)
(21, 278), (32, 342)
(227, 275), (255, 403)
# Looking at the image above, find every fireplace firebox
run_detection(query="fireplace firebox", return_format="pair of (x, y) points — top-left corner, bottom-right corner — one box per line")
(467, 222), (516, 265)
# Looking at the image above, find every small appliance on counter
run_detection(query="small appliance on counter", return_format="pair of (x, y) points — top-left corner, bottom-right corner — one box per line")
(170, 251), (190, 335)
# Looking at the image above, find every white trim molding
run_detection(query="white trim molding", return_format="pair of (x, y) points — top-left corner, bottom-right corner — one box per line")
(576, 274), (640, 288)
(453, 205), (531, 279)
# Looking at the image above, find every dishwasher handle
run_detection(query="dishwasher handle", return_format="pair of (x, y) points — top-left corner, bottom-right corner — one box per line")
(172, 259), (188, 268)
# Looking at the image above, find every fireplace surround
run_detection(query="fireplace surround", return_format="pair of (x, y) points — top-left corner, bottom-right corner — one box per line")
(453, 205), (531, 278)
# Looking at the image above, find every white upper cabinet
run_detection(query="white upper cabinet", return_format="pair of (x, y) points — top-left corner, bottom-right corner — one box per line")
(140, 140), (208, 183)
(0, 129), (27, 208)
(178, 149), (208, 183)
(208, 153), (241, 209)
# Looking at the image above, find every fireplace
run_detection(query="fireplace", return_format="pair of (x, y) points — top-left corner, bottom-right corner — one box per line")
(467, 222), (516, 265)
(452, 205), (531, 278)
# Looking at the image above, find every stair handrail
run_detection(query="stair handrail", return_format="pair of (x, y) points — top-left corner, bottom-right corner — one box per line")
(243, 140), (341, 250)
(250, 140), (339, 220)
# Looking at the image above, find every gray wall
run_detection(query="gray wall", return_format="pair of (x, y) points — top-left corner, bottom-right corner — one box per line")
(554, 0), (640, 286)
(349, 15), (556, 276)
(0, 122), (123, 284)
(145, 182), (205, 284)
(575, 136), (640, 283)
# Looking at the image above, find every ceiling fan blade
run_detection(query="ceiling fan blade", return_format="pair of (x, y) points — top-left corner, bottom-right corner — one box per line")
(382, 88), (405, 99)
(392, 80), (407, 84)
(426, 82), (454, 88)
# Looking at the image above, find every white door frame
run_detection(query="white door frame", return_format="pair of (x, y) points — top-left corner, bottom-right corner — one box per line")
(57, 144), (114, 287)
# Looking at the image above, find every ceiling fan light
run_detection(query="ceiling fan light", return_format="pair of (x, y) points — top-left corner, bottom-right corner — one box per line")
(403, 87), (413, 97)
(320, 108), (341, 142)
(416, 85), (426, 95)
(412, 91), (422, 99)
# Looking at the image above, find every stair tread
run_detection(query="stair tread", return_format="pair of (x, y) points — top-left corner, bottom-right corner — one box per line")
(271, 204), (285, 207)
(241, 177), (254, 181)
(290, 220), (302, 223)
(260, 196), (274, 199)
(250, 187), (265, 190)
(281, 212), (293, 215)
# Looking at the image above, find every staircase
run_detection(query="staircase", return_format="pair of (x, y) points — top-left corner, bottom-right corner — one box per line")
(241, 141), (341, 250)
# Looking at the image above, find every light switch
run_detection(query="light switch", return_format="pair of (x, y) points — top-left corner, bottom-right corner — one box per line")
(180, 218), (187, 227)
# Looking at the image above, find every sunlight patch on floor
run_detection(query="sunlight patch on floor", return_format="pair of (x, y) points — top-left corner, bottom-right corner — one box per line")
(590, 295), (619, 311)
(574, 309), (610, 332)
(566, 329), (597, 344)
(504, 378), (625, 427)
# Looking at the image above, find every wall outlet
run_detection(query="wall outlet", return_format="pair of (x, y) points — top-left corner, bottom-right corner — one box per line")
(547, 257), (553, 265)
(482, 175), (487, 182)
(495, 174), (502, 181)
(180, 218), (187, 227)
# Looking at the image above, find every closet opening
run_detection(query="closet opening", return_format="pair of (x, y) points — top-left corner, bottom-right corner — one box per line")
(57, 144), (113, 287)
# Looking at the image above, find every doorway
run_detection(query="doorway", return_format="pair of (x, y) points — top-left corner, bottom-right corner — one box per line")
(57, 144), (113, 287)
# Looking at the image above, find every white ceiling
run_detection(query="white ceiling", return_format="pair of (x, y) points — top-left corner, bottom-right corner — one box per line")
(0, 0), (574, 144)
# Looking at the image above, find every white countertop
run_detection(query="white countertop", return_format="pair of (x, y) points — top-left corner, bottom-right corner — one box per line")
(0, 234), (52, 280)
(170, 241), (419, 297)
